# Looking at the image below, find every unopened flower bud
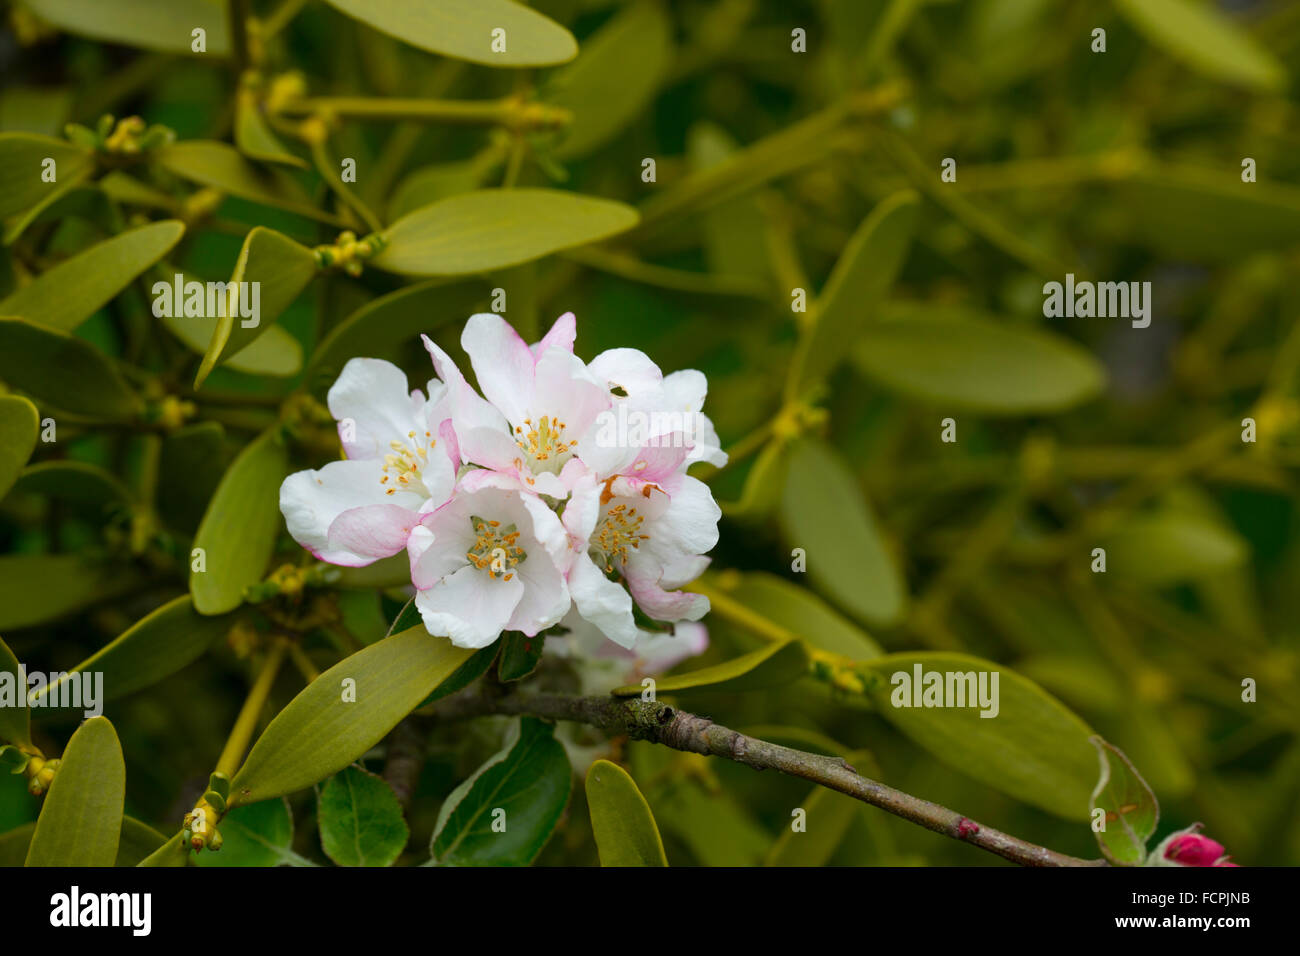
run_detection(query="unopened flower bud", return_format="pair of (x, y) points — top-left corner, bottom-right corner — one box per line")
(1164, 832), (1226, 867)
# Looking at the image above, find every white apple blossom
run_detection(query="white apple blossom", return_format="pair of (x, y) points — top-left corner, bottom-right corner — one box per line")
(279, 358), (457, 566)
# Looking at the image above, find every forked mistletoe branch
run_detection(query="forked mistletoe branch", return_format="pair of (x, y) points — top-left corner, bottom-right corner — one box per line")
(432, 690), (1105, 868)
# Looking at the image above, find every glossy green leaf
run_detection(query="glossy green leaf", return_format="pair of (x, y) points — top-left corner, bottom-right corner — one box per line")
(25, 716), (124, 866)
(613, 638), (808, 697)
(0, 221), (184, 332)
(0, 317), (141, 420)
(1089, 736), (1159, 865)
(850, 309), (1106, 414)
(189, 427), (288, 615)
(704, 571), (882, 660)
(543, 0), (671, 159)
(318, 766), (409, 867)
(431, 717), (571, 866)
(497, 632), (545, 681)
(0, 394), (39, 501)
(0, 554), (142, 631)
(158, 141), (339, 224)
(780, 437), (906, 628)
(1101, 512), (1247, 586)
(195, 798), (298, 867)
(0, 133), (93, 222)
(372, 189), (638, 276)
(307, 280), (487, 389)
(33, 596), (232, 707)
(22, 0), (229, 56)
(1114, 0), (1285, 92)
(586, 759), (667, 866)
(320, 0), (576, 67)
(0, 636), (31, 747)
(861, 652), (1098, 819)
(787, 191), (919, 399)
(229, 628), (475, 806)
(193, 228), (317, 387)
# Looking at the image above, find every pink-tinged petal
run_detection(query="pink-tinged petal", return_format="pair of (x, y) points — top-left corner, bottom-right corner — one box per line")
(569, 556), (637, 648)
(280, 458), (423, 566)
(422, 334), (518, 472)
(409, 496), (477, 588)
(520, 491), (570, 566)
(659, 554), (711, 590)
(507, 544), (571, 636)
(327, 358), (421, 460)
(625, 554), (710, 622)
(327, 503), (421, 562)
(644, 475), (720, 561)
(623, 436), (691, 483)
(437, 418), (460, 472)
(462, 313), (536, 425)
(415, 565), (523, 648)
(532, 347), (611, 436)
(589, 348), (663, 395)
(531, 311), (577, 358)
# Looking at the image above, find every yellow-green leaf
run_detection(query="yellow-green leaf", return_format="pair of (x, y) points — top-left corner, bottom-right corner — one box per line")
(787, 191), (919, 400)
(586, 759), (667, 866)
(0, 221), (185, 332)
(613, 638), (808, 697)
(320, 0), (576, 67)
(861, 652), (1097, 819)
(0, 133), (93, 222)
(0, 554), (142, 631)
(851, 309), (1106, 414)
(189, 428), (288, 615)
(0, 394), (39, 501)
(229, 627), (474, 806)
(0, 317), (141, 420)
(0, 636), (31, 747)
(780, 437), (907, 628)
(22, 0), (230, 56)
(158, 141), (340, 224)
(234, 88), (307, 168)
(193, 228), (317, 387)
(1089, 735), (1159, 865)
(1101, 512), (1247, 586)
(25, 716), (125, 866)
(372, 189), (638, 276)
(1114, 0), (1285, 92)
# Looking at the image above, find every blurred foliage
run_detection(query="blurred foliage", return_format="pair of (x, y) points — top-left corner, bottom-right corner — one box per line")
(1, 0), (1299, 867)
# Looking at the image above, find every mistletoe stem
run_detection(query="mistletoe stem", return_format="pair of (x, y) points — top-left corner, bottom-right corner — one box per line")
(215, 638), (287, 778)
(433, 691), (1105, 867)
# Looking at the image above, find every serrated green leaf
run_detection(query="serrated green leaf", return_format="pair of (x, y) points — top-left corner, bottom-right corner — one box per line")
(0, 394), (39, 502)
(780, 437), (906, 628)
(32, 596), (232, 708)
(1114, 0), (1285, 92)
(1089, 736), (1159, 865)
(25, 716), (124, 866)
(787, 191), (919, 399)
(0, 133), (93, 223)
(543, 0), (671, 159)
(320, 0), (576, 67)
(229, 628), (474, 806)
(586, 760), (667, 866)
(189, 427), (288, 615)
(431, 716), (570, 866)
(372, 189), (638, 276)
(318, 766), (409, 867)
(613, 638), (808, 697)
(0, 317), (141, 420)
(0, 636), (31, 747)
(22, 0), (230, 56)
(195, 798), (298, 867)
(0, 221), (184, 332)
(861, 652), (1097, 819)
(850, 309), (1106, 414)
(193, 228), (317, 387)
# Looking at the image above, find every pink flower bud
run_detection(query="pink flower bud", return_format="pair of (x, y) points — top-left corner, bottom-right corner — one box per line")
(1164, 833), (1226, 867)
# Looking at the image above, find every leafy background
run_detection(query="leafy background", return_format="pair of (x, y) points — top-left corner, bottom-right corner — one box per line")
(2, 0), (1299, 866)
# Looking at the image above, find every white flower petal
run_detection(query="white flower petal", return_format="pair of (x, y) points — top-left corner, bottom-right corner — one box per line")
(416, 565), (523, 649)
(569, 556), (637, 648)
(462, 313), (536, 426)
(280, 458), (421, 566)
(326, 358), (422, 460)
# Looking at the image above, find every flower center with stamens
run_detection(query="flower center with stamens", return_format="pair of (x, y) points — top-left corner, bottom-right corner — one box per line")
(380, 430), (434, 496)
(591, 503), (649, 572)
(513, 415), (576, 475)
(466, 516), (526, 581)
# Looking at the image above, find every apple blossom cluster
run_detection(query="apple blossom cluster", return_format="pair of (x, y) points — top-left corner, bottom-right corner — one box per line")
(279, 312), (725, 656)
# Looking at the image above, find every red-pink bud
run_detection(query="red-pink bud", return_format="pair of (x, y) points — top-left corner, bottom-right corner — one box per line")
(1164, 833), (1226, 867)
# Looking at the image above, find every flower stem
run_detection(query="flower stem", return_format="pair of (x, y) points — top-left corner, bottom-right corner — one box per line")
(215, 638), (287, 779)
